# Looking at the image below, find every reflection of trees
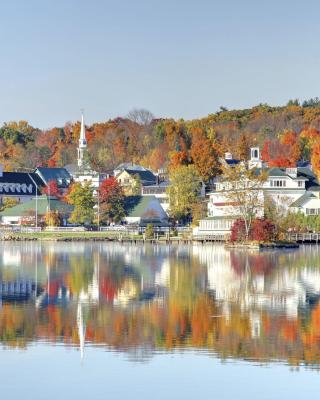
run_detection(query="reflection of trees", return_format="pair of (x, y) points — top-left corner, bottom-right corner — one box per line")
(3, 244), (320, 367)
(65, 256), (94, 296)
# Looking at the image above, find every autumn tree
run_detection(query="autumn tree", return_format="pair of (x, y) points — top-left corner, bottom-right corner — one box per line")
(220, 162), (268, 240)
(45, 210), (62, 227)
(167, 165), (201, 221)
(238, 134), (250, 160)
(42, 180), (62, 198)
(0, 197), (18, 212)
(311, 140), (320, 179)
(98, 177), (125, 224)
(67, 182), (95, 225)
(190, 128), (221, 182)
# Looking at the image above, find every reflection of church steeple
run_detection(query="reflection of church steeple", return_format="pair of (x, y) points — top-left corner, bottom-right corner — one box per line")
(77, 301), (86, 360)
(78, 110), (88, 169)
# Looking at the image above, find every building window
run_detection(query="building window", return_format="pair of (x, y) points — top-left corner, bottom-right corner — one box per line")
(306, 208), (318, 215)
(298, 181), (303, 188)
(271, 180), (286, 188)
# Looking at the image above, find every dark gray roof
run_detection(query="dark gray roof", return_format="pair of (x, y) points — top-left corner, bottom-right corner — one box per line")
(124, 169), (156, 183)
(225, 159), (240, 166)
(35, 168), (72, 188)
(0, 172), (44, 197)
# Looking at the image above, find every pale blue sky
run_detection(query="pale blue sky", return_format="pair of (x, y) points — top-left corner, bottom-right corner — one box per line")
(1, 0), (320, 128)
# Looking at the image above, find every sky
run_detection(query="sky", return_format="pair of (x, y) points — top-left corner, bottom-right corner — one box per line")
(1, 0), (320, 128)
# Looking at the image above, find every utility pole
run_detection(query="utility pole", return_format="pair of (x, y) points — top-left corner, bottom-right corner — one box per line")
(28, 173), (38, 228)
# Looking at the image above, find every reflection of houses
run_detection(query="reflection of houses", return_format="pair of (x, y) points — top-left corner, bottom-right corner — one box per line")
(0, 279), (36, 302)
(201, 246), (320, 332)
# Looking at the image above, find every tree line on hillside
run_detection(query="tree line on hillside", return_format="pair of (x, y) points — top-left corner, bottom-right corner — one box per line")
(2, 100), (320, 178)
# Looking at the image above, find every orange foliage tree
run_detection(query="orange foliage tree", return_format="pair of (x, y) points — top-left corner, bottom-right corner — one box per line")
(190, 128), (221, 182)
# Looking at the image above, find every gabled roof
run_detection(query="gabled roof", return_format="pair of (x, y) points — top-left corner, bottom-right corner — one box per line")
(289, 192), (317, 208)
(115, 163), (146, 172)
(267, 167), (288, 177)
(35, 168), (72, 188)
(0, 195), (74, 217)
(124, 195), (167, 220)
(0, 172), (44, 196)
(124, 169), (156, 183)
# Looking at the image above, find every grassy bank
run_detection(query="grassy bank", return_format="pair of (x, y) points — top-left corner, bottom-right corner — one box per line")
(0, 231), (144, 241)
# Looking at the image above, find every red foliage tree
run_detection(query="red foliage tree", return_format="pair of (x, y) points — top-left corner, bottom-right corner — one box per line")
(261, 136), (299, 168)
(98, 177), (125, 223)
(251, 218), (275, 242)
(42, 180), (62, 198)
(230, 219), (247, 242)
(230, 218), (275, 242)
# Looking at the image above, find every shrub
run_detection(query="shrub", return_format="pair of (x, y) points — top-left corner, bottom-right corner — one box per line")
(145, 224), (154, 239)
(230, 218), (276, 242)
(230, 219), (247, 242)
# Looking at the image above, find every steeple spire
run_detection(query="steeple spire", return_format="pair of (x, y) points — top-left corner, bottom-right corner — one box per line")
(78, 110), (88, 168)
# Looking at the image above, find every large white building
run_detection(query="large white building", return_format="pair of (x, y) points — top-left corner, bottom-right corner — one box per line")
(196, 148), (320, 236)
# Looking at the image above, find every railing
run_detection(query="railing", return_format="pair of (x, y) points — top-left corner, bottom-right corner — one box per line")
(193, 234), (229, 242)
(45, 226), (86, 232)
(99, 226), (192, 235)
(287, 232), (320, 242)
(0, 226), (42, 233)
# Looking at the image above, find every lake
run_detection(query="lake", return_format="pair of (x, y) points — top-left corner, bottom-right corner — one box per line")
(1, 242), (320, 399)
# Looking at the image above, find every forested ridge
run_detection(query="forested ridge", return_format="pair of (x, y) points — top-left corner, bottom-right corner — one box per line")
(2, 99), (320, 179)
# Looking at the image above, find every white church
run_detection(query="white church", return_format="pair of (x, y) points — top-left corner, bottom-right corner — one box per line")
(65, 112), (110, 188)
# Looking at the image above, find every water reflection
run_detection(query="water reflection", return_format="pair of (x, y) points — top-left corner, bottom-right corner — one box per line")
(1, 242), (320, 367)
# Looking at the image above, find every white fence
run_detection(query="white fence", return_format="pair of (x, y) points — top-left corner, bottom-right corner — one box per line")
(0, 226), (42, 233)
(45, 226), (86, 232)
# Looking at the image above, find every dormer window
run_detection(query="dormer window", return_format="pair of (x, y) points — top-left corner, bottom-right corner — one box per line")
(298, 180), (303, 188)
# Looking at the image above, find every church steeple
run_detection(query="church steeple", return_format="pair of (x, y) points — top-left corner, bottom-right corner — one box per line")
(78, 110), (88, 168)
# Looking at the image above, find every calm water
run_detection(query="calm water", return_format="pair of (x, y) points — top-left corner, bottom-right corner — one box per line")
(1, 242), (320, 399)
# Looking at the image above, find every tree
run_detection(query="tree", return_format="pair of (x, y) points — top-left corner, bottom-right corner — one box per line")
(98, 177), (125, 224)
(67, 182), (95, 225)
(220, 162), (268, 240)
(131, 174), (142, 196)
(145, 224), (154, 239)
(0, 197), (18, 212)
(190, 128), (221, 182)
(42, 180), (62, 198)
(311, 140), (320, 179)
(167, 165), (201, 221)
(238, 134), (250, 160)
(230, 218), (276, 242)
(126, 108), (154, 126)
(45, 210), (61, 226)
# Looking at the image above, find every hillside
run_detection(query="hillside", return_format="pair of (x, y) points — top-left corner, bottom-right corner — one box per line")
(1, 99), (320, 180)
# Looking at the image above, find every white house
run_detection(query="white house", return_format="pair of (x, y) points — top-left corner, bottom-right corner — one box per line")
(196, 148), (320, 236)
